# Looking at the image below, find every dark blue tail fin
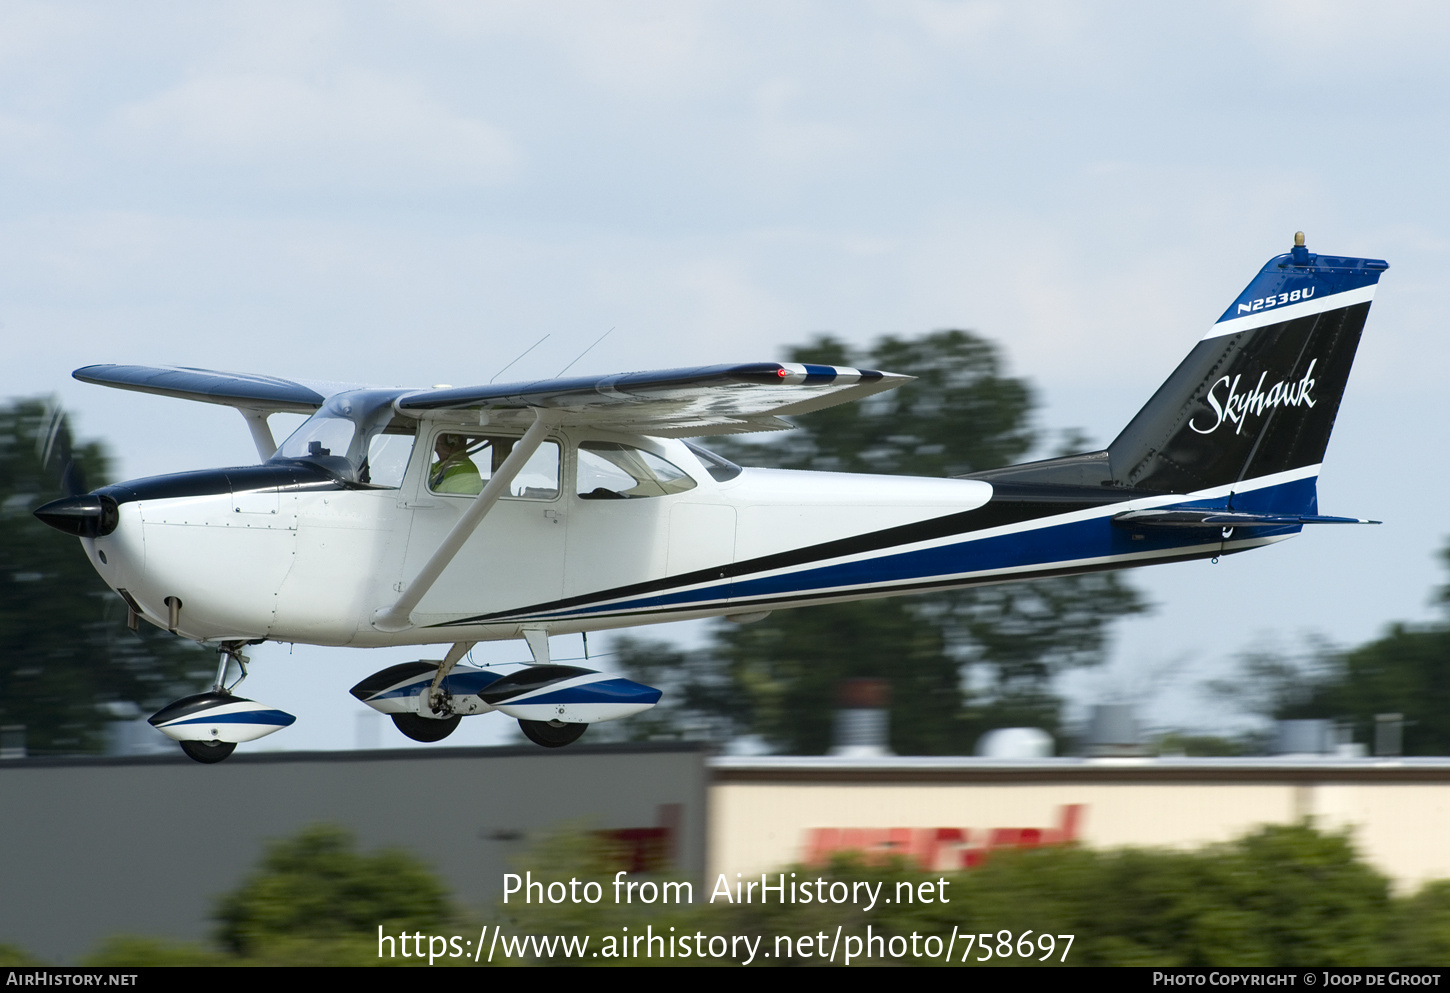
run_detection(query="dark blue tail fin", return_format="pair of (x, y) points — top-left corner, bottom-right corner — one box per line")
(1107, 234), (1387, 494)
(969, 235), (1387, 506)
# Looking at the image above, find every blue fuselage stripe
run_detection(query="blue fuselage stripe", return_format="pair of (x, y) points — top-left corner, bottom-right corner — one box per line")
(468, 475), (1315, 623)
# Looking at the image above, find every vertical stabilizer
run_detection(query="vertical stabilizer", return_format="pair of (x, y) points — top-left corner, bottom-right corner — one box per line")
(1105, 235), (1388, 495)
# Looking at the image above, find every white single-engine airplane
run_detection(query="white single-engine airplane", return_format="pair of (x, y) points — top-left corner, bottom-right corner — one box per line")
(36, 235), (1386, 762)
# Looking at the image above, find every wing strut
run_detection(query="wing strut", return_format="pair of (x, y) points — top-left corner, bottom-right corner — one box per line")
(239, 409), (277, 460)
(372, 411), (557, 633)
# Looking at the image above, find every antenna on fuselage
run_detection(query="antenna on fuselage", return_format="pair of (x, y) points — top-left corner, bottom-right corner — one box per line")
(555, 327), (615, 378)
(489, 334), (551, 384)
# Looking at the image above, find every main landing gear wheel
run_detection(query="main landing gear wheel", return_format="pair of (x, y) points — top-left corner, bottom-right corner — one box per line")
(519, 719), (588, 748)
(180, 740), (236, 764)
(391, 712), (461, 742)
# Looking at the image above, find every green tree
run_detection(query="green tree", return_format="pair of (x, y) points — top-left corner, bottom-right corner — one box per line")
(615, 331), (1145, 753)
(717, 331), (1035, 477)
(1390, 880), (1450, 965)
(214, 824), (454, 960)
(0, 398), (211, 754)
(73, 821), (1437, 967)
(494, 822), (1397, 967)
(0, 943), (44, 966)
(1210, 539), (1450, 756)
(934, 822), (1391, 966)
(593, 636), (745, 743)
(1278, 624), (1450, 754)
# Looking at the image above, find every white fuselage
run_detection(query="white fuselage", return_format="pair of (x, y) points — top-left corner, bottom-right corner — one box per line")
(82, 430), (1004, 648)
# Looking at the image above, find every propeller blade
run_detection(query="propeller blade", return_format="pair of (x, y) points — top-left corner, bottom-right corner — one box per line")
(35, 400), (87, 497)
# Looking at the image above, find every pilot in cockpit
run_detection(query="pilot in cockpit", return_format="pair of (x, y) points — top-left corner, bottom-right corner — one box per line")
(430, 434), (483, 494)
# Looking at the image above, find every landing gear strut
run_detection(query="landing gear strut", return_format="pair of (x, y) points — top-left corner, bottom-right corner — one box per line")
(213, 641), (250, 694)
(349, 635), (658, 752)
(382, 642), (475, 742)
(172, 643), (252, 765)
(173, 642), (252, 763)
(149, 641), (296, 764)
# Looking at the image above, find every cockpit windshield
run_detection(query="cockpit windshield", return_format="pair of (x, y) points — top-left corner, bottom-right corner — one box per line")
(271, 390), (417, 487)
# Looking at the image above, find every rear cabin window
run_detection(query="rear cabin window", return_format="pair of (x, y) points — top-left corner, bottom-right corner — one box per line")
(576, 442), (698, 500)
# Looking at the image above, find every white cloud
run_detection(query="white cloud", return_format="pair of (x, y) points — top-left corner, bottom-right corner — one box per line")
(745, 77), (868, 183)
(398, 0), (729, 103)
(0, 1), (93, 65)
(1242, 0), (1450, 73)
(107, 71), (519, 189)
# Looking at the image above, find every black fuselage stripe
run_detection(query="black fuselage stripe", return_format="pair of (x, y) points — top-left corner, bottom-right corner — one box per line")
(432, 545), (1229, 627)
(434, 486), (1153, 625)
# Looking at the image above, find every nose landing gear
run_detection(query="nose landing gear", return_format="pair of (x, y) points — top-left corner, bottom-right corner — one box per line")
(148, 641), (295, 764)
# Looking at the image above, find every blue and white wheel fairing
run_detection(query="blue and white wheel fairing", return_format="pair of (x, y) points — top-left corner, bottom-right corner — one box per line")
(148, 691), (296, 744)
(349, 661), (507, 717)
(483, 665), (662, 724)
(350, 662), (662, 726)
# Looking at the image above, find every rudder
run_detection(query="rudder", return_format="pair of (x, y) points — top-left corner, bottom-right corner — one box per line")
(964, 235), (1388, 511)
(1105, 234), (1388, 495)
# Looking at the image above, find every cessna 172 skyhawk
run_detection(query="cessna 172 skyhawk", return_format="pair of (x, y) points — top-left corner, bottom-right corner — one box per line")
(35, 235), (1386, 763)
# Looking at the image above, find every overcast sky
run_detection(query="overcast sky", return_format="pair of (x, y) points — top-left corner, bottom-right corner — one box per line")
(6, 2), (1448, 751)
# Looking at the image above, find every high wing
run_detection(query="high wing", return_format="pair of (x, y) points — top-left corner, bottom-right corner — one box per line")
(74, 365), (329, 413)
(395, 362), (911, 437)
(74, 364), (337, 460)
(75, 361), (912, 439)
(379, 362), (908, 630)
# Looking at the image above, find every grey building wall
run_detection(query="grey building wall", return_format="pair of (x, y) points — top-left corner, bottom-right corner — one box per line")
(0, 742), (708, 964)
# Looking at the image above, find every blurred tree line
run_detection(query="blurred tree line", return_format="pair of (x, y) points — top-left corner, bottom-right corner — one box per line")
(0, 398), (211, 754)
(1206, 548), (1450, 755)
(13, 820), (1450, 967)
(609, 330), (1147, 754)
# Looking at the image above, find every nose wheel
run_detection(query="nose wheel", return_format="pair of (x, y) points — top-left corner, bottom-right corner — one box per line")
(180, 739), (236, 764)
(151, 641), (294, 764)
(174, 643), (252, 764)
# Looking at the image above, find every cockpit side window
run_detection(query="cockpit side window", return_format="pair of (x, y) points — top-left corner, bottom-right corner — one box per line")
(362, 417), (417, 488)
(576, 442), (698, 500)
(427, 433), (560, 500)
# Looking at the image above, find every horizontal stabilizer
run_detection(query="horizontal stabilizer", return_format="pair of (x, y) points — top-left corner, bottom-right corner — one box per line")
(74, 365), (328, 413)
(1113, 509), (1380, 529)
